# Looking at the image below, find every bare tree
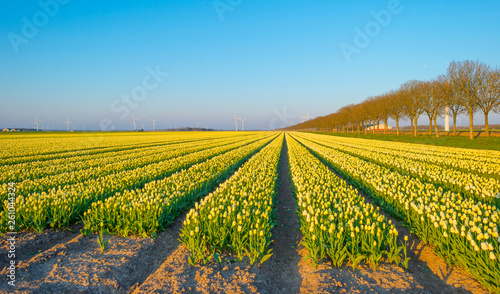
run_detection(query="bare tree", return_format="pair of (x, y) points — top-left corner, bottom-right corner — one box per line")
(428, 77), (448, 138)
(357, 101), (370, 134)
(387, 89), (405, 136)
(420, 81), (435, 135)
(477, 68), (500, 136)
(444, 82), (466, 136)
(447, 60), (490, 139)
(377, 94), (392, 134)
(352, 103), (365, 134)
(401, 80), (425, 136)
(365, 97), (381, 134)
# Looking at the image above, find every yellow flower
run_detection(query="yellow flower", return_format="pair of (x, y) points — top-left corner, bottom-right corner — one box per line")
(490, 252), (497, 260)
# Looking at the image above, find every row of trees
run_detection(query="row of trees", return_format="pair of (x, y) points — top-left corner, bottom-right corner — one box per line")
(287, 60), (500, 139)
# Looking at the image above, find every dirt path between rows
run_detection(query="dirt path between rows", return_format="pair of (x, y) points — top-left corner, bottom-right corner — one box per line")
(134, 136), (305, 293)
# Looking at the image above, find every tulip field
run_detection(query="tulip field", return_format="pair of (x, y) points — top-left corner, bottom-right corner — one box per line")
(289, 132), (500, 292)
(1, 131), (499, 293)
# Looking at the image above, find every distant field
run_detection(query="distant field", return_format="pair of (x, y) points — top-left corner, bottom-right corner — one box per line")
(313, 131), (500, 151)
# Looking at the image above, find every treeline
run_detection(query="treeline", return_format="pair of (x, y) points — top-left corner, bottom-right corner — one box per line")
(287, 60), (500, 139)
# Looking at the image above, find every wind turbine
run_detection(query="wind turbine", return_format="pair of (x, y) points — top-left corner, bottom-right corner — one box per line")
(305, 111), (312, 121)
(34, 115), (42, 131)
(289, 120), (293, 126)
(64, 117), (72, 132)
(300, 115), (305, 123)
(240, 118), (247, 131)
(196, 122), (200, 128)
(131, 116), (139, 131)
(151, 118), (158, 131)
(233, 115), (239, 131)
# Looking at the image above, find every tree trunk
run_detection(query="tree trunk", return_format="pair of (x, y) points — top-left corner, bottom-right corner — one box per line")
(396, 119), (400, 136)
(410, 119), (414, 134)
(433, 117), (439, 138)
(469, 111), (474, 140)
(364, 121), (368, 135)
(429, 115), (432, 135)
(357, 122), (360, 134)
(453, 115), (457, 136)
(414, 117), (418, 137)
(485, 111), (490, 137)
(384, 119), (388, 134)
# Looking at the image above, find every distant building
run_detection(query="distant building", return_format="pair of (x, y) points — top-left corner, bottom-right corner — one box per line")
(2, 128), (9, 132)
(367, 123), (393, 131)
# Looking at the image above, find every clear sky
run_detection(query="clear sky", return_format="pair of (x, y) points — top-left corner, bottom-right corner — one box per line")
(1, 0), (499, 131)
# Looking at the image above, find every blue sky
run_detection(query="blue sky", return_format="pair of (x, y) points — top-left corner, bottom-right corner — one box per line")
(1, 0), (499, 130)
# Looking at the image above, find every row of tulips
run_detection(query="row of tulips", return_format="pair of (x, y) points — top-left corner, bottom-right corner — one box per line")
(181, 134), (283, 265)
(0, 138), (209, 183)
(319, 133), (500, 164)
(287, 134), (407, 269)
(0, 134), (274, 233)
(82, 133), (278, 238)
(308, 133), (500, 178)
(295, 133), (500, 206)
(0, 133), (172, 164)
(0, 133), (259, 204)
(0, 131), (248, 165)
(293, 133), (500, 292)
(0, 138), (196, 183)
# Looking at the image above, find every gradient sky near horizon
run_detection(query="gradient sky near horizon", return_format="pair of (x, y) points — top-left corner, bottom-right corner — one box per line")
(1, 0), (499, 131)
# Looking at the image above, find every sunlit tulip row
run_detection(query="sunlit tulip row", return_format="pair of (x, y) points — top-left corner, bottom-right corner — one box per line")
(312, 132), (500, 167)
(0, 138), (192, 184)
(0, 133), (274, 233)
(294, 133), (500, 206)
(292, 133), (500, 292)
(287, 134), (406, 269)
(0, 133), (167, 164)
(0, 134), (261, 206)
(0, 131), (249, 165)
(181, 135), (283, 265)
(82, 134), (278, 238)
(303, 133), (500, 178)
(346, 133), (500, 164)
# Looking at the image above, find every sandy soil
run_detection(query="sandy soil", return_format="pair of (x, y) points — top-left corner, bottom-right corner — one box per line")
(0, 138), (489, 293)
